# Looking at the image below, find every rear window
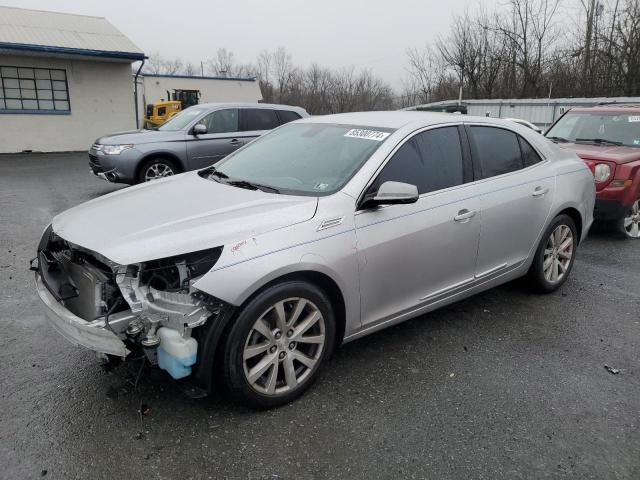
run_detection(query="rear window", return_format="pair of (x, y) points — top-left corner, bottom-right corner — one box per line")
(277, 110), (302, 125)
(244, 109), (280, 131)
(519, 137), (543, 167)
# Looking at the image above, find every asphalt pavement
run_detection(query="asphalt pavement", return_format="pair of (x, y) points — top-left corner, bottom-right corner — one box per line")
(1, 153), (639, 480)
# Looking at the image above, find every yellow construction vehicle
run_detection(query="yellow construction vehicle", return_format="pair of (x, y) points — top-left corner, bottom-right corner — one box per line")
(143, 89), (201, 128)
(144, 100), (182, 129)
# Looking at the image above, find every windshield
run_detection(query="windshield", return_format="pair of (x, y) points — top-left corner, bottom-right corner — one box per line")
(546, 112), (640, 147)
(208, 123), (394, 195)
(157, 107), (205, 131)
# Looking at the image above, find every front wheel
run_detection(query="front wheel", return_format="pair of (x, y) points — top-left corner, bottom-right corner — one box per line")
(221, 281), (335, 408)
(528, 214), (578, 293)
(617, 199), (640, 239)
(138, 158), (177, 183)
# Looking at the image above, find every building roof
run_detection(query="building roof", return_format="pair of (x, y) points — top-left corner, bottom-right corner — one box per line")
(143, 73), (257, 82)
(0, 6), (144, 61)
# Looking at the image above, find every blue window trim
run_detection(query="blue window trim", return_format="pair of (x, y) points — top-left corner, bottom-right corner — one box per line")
(0, 42), (145, 61)
(1, 65), (71, 113)
(0, 109), (71, 115)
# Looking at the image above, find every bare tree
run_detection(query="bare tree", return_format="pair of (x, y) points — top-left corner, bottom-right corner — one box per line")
(183, 62), (198, 76)
(272, 47), (296, 103)
(405, 45), (444, 103)
(604, 0), (640, 95)
(496, 0), (561, 97)
(144, 0), (640, 113)
(162, 58), (184, 76)
(144, 52), (182, 75)
(206, 48), (236, 77)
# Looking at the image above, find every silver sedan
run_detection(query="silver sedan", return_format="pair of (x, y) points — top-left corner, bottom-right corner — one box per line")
(34, 111), (595, 408)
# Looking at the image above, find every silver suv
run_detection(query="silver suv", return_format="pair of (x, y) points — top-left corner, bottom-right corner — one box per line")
(89, 103), (308, 184)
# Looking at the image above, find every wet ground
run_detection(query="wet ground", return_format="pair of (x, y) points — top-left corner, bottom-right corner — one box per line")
(1, 153), (639, 479)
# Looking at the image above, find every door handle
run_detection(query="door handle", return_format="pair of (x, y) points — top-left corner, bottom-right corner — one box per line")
(454, 209), (476, 222)
(532, 187), (549, 197)
(229, 139), (242, 146)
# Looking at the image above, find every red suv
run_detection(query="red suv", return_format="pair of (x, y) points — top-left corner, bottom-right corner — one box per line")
(546, 104), (640, 238)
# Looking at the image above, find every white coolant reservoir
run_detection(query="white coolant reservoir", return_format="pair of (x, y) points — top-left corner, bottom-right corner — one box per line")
(157, 327), (198, 379)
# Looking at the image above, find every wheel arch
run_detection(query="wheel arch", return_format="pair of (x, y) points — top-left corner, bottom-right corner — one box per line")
(556, 206), (583, 243)
(135, 151), (185, 180)
(191, 267), (348, 394)
(243, 270), (347, 348)
(524, 203), (585, 274)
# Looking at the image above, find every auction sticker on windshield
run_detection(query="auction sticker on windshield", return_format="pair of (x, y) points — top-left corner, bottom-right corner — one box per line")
(628, 116), (640, 122)
(344, 129), (391, 141)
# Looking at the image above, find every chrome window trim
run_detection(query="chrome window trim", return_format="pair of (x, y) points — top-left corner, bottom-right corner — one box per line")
(355, 122), (465, 209)
(355, 121), (552, 212)
(463, 121), (548, 161)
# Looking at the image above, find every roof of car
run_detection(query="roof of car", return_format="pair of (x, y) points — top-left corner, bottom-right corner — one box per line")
(571, 103), (640, 113)
(195, 102), (306, 112)
(297, 110), (516, 129)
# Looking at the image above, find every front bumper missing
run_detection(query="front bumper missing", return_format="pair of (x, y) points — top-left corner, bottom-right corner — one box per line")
(35, 272), (129, 357)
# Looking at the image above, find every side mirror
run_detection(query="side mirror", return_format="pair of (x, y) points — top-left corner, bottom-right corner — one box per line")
(360, 181), (419, 209)
(192, 123), (207, 135)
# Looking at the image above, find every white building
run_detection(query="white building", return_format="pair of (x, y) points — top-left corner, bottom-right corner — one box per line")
(0, 6), (144, 153)
(138, 73), (262, 123)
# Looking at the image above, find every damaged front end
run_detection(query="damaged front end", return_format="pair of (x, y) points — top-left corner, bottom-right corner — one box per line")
(33, 224), (226, 379)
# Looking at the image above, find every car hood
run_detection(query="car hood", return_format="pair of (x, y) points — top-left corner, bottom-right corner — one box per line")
(95, 129), (184, 146)
(52, 172), (318, 265)
(558, 143), (640, 164)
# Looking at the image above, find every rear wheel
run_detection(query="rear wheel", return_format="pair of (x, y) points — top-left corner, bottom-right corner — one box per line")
(221, 281), (335, 408)
(617, 199), (640, 239)
(528, 214), (577, 293)
(138, 158), (177, 183)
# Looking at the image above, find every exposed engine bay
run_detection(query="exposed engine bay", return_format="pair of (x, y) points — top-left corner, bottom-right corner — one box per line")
(36, 226), (226, 378)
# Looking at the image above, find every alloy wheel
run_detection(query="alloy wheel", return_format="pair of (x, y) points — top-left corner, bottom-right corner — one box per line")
(622, 199), (640, 238)
(242, 297), (325, 396)
(144, 163), (174, 181)
(543, 224), (574, 283)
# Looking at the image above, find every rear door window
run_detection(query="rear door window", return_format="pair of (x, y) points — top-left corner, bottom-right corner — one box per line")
(469, 126), (524, 178)
(243, 108), (280, 131)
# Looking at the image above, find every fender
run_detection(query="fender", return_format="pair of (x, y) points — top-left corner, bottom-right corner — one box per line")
(192, 212), (362, 338)
(617, 160), (640, 206)
(137, 149), (188, 173)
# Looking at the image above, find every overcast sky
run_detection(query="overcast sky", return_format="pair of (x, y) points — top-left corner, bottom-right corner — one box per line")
(2, 0), (501, 89)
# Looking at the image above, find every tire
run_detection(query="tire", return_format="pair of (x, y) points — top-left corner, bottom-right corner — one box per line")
(527, 214), (578, 293)
(138, 157), (178, 183)
(221, 281), (336, 409)
(615, 198), (640, 239)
